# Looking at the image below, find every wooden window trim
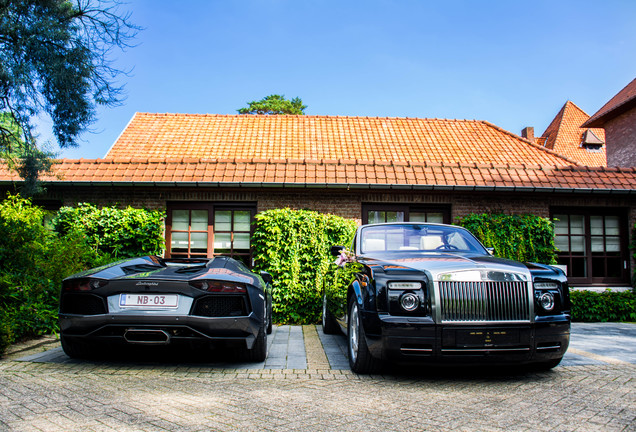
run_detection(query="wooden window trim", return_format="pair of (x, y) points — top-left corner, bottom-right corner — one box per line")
(551, 207), (630, 285)
(362, 204), (451, 225)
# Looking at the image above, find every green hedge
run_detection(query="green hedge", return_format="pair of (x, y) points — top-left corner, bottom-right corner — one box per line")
(53, 203), (165, 258)
(457, 213), (557, 264)
(0, 195), (108, 354)
(0, 196), (167, 356)
(570, 290), (636, 322)
(632, 222), (636, 288)
(252, 208), (357, 324)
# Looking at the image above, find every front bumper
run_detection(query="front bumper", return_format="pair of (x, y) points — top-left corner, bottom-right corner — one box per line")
(59, 312), (262, 349)
(363, 312), (570, 365)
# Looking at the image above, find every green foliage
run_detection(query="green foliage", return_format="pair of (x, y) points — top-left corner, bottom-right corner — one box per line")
(0, 194), (108, 354)
(0, 0), (138, 190)
(252, 208), (357, 324)
(570, 290), (636, 322)
(237, 94), (307, 115)
(631, 222), (636, 288)
(457, 213), (557, 264)
(53, 203), (165, 258)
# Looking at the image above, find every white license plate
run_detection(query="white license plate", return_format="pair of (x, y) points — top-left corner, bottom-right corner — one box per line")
(119, 294), (179, 308)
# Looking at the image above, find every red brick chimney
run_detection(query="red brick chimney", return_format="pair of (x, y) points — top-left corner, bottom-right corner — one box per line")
(521, 126), (535, 142)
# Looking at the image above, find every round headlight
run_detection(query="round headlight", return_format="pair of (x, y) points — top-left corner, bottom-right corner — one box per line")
(400, 292), (419, 311)
(539, 292), (555, 311)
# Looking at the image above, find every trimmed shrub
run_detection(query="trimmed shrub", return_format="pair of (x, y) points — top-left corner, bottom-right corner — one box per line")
(457, 213), (557, 264)
(0, 195), (108, 353)
(252, 208), (357, 324)
(53, 203), (165, 258)
(570, 290), (636, 322)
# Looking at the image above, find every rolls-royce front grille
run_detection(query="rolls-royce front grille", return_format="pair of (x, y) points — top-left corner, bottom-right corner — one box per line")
(438, 281), (531, 323)
(192, 295), (248, 317)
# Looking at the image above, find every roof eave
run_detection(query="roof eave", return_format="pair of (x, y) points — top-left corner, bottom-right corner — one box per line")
(2, 180), (633, 194)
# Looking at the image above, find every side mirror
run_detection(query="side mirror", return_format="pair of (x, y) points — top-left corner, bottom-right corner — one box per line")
(260, 271), (273, 284)
(331, 245), (345, 257)
(486, 247), (495, 256)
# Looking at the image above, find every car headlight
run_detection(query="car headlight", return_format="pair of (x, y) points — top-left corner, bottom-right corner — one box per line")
(538, 292), (555, 311)
(400, 292), (420, 311)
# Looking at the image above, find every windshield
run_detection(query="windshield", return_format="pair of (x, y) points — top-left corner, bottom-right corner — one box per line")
(359, 224), (487, 254)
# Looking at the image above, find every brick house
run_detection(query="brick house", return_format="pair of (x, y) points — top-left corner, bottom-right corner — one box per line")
(536, 101), (606, 167)
(583, 77), (636, 167)
(0, 113), (635, 288)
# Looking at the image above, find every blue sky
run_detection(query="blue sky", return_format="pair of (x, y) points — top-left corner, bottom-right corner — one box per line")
(54, 0), (636, 159)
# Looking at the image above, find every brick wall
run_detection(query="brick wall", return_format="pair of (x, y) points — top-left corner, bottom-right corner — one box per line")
(605, 109), (636, 167)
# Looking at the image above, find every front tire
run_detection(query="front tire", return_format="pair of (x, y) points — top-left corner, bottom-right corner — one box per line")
(347, 301), (382, 374)
(532, 357), (563, 371)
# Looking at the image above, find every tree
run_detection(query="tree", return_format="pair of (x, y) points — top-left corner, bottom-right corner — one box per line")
(0, 0), (139, 194)
(237, 94), (307, 115)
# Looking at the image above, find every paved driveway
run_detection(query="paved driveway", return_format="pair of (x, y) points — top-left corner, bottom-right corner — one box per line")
(0, 323), (634, 431)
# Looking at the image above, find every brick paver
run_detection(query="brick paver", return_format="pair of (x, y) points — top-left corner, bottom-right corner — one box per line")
(0, 324), (634, 431)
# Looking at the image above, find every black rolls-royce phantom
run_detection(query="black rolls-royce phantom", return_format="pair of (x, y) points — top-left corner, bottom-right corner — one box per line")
(322, 223), (570, 373)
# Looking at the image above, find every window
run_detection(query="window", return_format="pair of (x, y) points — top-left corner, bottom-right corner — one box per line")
(552, 209), (629, 285)
(166, 203), (255, 267)
(363, 204), (450, 225)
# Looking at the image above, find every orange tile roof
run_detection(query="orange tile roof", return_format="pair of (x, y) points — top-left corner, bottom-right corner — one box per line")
(106, 113), (578, 167)
(540, 101), (606, 166)
(1, 158), (634, 192)
(583, 77), (636, 128)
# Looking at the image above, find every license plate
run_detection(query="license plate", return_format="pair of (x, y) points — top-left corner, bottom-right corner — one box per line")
(119, 294), (179, 308)
(455, 329), (519, 347)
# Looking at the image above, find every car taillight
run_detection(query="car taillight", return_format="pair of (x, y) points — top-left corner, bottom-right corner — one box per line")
(190, 280), (247, 293)
(63, 278), (108, 291)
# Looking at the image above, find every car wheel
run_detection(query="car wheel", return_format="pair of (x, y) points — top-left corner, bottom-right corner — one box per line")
(60, 335), (96, 359)
(347, 301), (382, 374)
(532, 357), (563, 371)
(266, 303), (273, 335)
(246, 325), (268, 363)
(322, 294), (339, 334)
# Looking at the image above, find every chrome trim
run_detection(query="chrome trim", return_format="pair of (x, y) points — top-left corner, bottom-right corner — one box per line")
(441, 347), (531, 353)
(432, 269), (534, 324)
(400, 347), (433, 353)
(536, 345), (561, 351)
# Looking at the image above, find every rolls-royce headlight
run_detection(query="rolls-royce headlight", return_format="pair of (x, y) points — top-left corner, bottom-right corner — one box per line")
(539, 292), (555, 311)
(388, 282), (422, 290)
(400, 292), (420, 311)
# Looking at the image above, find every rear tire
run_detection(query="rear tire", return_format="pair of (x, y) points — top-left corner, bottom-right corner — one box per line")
(266, 303), (273, 335)
(246, 326), (268, 363)
(347, 301), (383, 374)
(322, 295), (339, 335)
(60, 335), (97, 359)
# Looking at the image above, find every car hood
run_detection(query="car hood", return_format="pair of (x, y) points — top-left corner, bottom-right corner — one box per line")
(360, 252), (532, 281)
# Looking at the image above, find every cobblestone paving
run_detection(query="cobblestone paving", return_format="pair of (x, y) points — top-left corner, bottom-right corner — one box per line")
(0, 325), (634, 432)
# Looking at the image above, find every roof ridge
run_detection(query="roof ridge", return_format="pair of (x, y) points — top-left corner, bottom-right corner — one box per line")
(479, 120), (580, 167)
(52, 157), (629, 171)
(131, 112), (485, 122)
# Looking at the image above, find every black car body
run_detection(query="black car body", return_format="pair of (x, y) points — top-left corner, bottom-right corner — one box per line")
(322, 223), (570, 373)
(59, 255), (273, 361)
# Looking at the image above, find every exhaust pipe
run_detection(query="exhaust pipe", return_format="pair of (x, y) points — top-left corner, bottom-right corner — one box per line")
(124, 329), (170, 345)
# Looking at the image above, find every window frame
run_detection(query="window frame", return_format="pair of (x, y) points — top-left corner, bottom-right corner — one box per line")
(165, 202), (256, 266)
(362, 204), (451, 225)
(551, 207), (630, 285)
